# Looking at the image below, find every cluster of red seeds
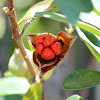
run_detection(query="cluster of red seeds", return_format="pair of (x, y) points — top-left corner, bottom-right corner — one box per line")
(36, 34), (62, 60)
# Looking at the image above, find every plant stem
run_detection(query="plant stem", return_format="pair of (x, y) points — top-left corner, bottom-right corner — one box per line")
(6, 0), (46, 99)
(7, 0), (37, 78)
(42, 87), (46, 100)
(7, 0), (19, 39)
(20, 17), (35, 37)
(16, 38), (37, 78)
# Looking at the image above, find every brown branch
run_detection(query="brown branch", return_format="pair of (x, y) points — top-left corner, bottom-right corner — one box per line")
(42, 87), (46, 100)
(20, 17), (36, 37)
(16, 38), (37, 78)
(7, 0), (19, 39)
(7, 0), (37, 78)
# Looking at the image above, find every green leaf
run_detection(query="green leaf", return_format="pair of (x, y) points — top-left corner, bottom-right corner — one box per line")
(62, 69), (100, 90)
(18, 0), (54, 25)
(36, 12), (68, 23)
(0, 76), (30, 96)
(80, 29), (100, 47)
(55, 0), (93, 24)
(76, 27), (100, 63)
(4, 70), (13, 76)
(47, 8), (60, 12)
(66, 94), (83, 100)
(93, 7), (100, 16)
(76, 21), (100, 37)
(23, 83), (42, 100)
(0, 14), (5, 40)
(4, 94), (23, 100)
(85, 41), (100, 63)
(36, 12), (100, 39)
(8, 48), (34, 80)
(92, 0), (100, 13)
(42, 69), (53, 81)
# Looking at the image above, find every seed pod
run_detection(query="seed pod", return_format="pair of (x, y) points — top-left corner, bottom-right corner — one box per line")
(26, 30), (77, 74)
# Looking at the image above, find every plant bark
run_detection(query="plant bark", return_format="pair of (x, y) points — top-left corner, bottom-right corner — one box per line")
(7, 0), (37, 78)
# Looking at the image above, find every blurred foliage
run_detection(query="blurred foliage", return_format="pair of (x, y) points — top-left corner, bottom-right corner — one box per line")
(66, 94), (83, 100)
(0, 0), (100, 100)
(23, 83), (42, 100)
(55, 0), (93, 24)
(0, 76), (30, 96)
(8, 49), (33, 80)
(0, 94), (23, 100)
(0, 0), (6, 40)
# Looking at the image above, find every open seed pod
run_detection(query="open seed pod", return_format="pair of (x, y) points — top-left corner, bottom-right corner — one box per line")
(26, 31), (77, 74)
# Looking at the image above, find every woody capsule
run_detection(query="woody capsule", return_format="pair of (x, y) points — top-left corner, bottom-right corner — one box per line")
(26, 29), (77, 74)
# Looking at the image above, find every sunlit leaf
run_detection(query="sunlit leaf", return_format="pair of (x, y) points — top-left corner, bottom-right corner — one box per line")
(55, 0), (93, 24)
(85, 41), (100, 63)
(0, 76), (30, 96)
(18, 0), (54, 25)
(4, 70), (13, 76)
(62, 69), (100, 90)
(36, 12), (68, 23)
(76, 27), (100, 63)
(42, 69), (53, 81)
(93, 7), (100, 16)
(23, 83), (42, 100)
(80, 29), (100, 47)
(47, 8), (60, 12)
(92, 0), (100, 12)
(76, 21), (100, 37)
(66, 94), (83, 100)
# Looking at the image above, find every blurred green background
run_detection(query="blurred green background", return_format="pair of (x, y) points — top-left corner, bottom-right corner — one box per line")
(0, 0), (100, 100)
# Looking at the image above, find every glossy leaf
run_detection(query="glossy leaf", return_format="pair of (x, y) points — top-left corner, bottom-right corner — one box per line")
(63, 69), (100, 90)
(85, 41), (100, 63)
(23, 83), (42, 100)
(18, 0), (54, 25)
(66, 94), (83, 100)
(0, 76), (30, 96)
(79, 10), (100, 29)
(76, 21), (100, 37)
(76, 27), (100, 63)
(55, 0), (93, 24)
(81, 29), (100, 47)
(36, 12), (68, 23)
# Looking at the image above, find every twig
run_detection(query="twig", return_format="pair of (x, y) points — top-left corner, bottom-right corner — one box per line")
(6, 0), (37, 78)
(7, 0), (19, 39)
(20, 17), (36, 37)
(42, 87), (46, 100)
(6, 1), (46, 99)
(16, 38), (37, 78)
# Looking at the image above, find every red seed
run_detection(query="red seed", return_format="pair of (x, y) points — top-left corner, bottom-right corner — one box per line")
(36, 35), (45, 45)
(36, 44), (45, 54)
(41, 48), (55, 60)
(43, 35), (57, 47)
(51, 42), (62, 55)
